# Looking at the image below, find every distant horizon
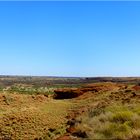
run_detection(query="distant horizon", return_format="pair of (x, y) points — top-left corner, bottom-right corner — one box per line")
(0, 1), (140, 77)
(1, 74), (140, 78)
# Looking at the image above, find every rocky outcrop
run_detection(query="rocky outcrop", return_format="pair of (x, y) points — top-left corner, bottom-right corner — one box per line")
(54, 88), (83, 99)
(54, 82), (119, 99)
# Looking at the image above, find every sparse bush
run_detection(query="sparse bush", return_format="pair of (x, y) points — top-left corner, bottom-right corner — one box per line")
(6, 85), (55, 95)
(89, 108), (105, 117)
(76, 104), (140, 139)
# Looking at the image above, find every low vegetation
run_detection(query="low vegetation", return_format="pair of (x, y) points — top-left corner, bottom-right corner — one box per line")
(0, 77), (140, 139)
(76, 104), (140, 139)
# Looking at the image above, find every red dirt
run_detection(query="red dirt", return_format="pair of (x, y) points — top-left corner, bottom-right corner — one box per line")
(132, 85), (140, 91)
(54, 82), (122, 99)
(56, 135), (76, 140)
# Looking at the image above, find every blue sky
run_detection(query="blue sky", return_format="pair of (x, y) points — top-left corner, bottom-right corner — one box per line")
(0, 1), (140, 77)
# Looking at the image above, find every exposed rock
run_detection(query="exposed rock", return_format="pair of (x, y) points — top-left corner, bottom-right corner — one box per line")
(54, 88), (83, 99)
(54, 82), (121, 99)
(72, 130), (88, 138)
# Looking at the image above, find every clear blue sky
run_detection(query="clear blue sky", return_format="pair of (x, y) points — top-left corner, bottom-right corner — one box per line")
(0, 1), (140, 77)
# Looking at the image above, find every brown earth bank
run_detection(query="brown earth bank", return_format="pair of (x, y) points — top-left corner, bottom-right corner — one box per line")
(55, 82), (140, 140)
(0, 82), (140, 139)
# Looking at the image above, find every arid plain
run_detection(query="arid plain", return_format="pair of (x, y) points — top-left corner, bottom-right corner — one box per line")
(0, 76), (140, 140)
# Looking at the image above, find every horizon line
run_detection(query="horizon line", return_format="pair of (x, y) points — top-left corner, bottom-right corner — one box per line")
(0, 74), (140, 78)
(0, 0), (140, 1)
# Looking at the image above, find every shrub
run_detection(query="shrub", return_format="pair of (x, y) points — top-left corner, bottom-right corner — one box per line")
(89, 108), (105, 117)
(111, 111), (133, 123)
(77, 104), (140, 139)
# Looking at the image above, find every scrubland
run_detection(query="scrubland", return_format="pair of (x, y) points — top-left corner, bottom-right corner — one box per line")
(0, 77), (140, 139)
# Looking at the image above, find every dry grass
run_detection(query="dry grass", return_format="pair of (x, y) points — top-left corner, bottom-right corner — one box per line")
(1, 82), (140, 140)
(76, 103), (140, 140)
(0, 93), (73, 140)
